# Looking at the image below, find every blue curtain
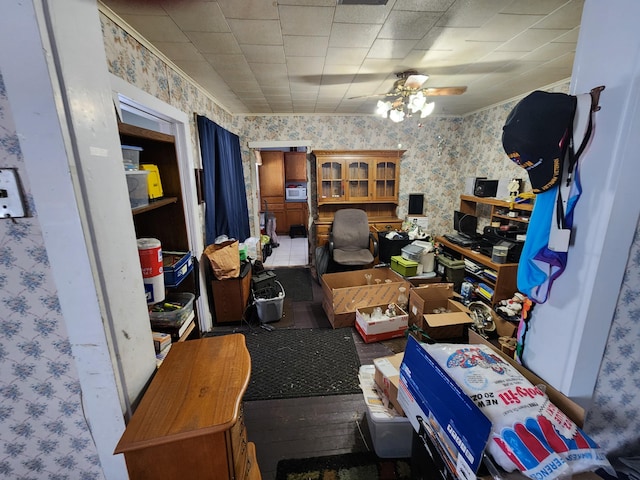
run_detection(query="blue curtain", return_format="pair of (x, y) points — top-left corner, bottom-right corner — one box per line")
(196, 115), (250, 245)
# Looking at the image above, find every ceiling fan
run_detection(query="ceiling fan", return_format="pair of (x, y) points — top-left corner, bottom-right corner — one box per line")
(351, 70), (467, 122)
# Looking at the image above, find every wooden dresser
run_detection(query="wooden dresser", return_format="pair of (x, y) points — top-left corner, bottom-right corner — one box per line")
(114, 335), (260, 479)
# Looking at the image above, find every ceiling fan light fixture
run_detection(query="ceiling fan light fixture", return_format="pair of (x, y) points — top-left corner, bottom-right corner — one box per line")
(389, 108), (405, 123)
(420, 101), (435, 118)
(408, 91), (427, 112)
(376, 100), (392, 117)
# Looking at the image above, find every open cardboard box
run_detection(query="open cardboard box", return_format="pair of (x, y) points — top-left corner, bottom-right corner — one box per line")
(373, 352), (405, 416)
(398, 333), (599, 480)
(355, 303), (408, 343)
(321, 267), (411, 328)
(408, 283), (473, 340)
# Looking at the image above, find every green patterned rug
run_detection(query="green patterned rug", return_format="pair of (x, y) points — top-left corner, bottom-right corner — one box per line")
(275, 451), (412, 480)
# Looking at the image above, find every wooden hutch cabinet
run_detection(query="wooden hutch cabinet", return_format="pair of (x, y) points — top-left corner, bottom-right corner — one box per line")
(115, 334), (261, 479)
(313, 150), (405, 252)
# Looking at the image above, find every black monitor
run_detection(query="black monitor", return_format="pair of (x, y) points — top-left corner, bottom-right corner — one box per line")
(454, 210), (478, 237)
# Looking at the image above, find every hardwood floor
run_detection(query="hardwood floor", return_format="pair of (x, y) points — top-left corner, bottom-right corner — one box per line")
(213, 269), (407, 480)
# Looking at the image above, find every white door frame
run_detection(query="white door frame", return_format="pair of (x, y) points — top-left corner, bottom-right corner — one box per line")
(110, 74), (212, 332)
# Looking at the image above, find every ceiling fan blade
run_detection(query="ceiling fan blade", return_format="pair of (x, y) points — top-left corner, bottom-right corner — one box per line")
(347, 92), (388, 100)
(422, 86), (467, 96)
(404, 74), (428, 89)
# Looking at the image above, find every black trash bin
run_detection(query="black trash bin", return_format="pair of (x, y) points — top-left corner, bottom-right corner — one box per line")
(377, 231), (412, 264)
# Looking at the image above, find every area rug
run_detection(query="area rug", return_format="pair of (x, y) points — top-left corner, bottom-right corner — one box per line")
(275, 451), (412, 480)
(271, 267), (314, 302)
(242, 328), (361, 401)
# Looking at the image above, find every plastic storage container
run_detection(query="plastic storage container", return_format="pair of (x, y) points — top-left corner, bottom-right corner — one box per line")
(365, 409), (412, 458)
(162, 251), (193, 287)
(436, 256), (466, 288)
(254, 281), (285, 323)
(401, 243), (424, 262)
(149, 292), (195, 327)
(121, 145), (143, 170)
(377, 232), (412, 264)
(125, 170), (149, 209)
(391, 255), (419, 277)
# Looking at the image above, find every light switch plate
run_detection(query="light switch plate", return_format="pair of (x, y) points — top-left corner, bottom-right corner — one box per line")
(0, 168), (26, 218)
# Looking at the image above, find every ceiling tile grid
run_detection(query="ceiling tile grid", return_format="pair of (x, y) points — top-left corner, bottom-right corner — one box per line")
(100, 0), (583, 117)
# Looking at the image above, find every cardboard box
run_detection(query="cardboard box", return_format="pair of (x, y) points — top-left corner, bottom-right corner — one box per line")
(321, 267), (411, 328)
(355, 304), (408, 336)
(399, 333), (598, 480)
(408, 283), (472, 340)
(398, 335), (492, 479)
(355, 320), (406, 343)
(358, 365), (412, 458)
(373, 352), (405, 416)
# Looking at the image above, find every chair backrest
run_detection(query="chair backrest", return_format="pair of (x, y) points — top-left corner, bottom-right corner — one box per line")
(332, 209), (370, 250)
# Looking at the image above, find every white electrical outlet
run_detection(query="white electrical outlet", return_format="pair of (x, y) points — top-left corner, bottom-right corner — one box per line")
(0, 168), (26, 218)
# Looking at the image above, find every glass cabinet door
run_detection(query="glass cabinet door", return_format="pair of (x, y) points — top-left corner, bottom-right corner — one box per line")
(318, 160), (344, 202)
(346, 160), (371, 202)
(374, 160), (397, 201)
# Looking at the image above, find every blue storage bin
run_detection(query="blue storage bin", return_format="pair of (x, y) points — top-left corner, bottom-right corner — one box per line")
(163, 251), (193, 287)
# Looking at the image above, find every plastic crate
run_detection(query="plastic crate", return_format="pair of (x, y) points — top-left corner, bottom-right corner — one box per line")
(163, 251), (193, 287)
(254, 281), (285, 323)
(121, 145), (142, 170)
(125, 170), (149, 209)
(149, 292), (195, 327)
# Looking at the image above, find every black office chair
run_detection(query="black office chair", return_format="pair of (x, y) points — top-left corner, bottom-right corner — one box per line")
(328, 209), (378, 271)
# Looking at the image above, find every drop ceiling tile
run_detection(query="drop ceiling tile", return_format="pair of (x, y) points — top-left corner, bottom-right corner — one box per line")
(279, 6), (335, 36)
(378, 11), (440, 40)
(227, 19), (283, 46)
(122, 14), (189, 43)
(325, 47), (369, 65)
(284, 35), (329, 57)
(217, 0), (279, 20)
(533, 0), (584, 29)
(164, 2), (229, 32)
(329, 23), (382, 48)
(521, 41), (575, 62)
(368, 39), (419, 59)
(287, 57), (326, 76)
(393, 0), (454, 12)
(186, 32), (242, 54)
(334, 4), (393, 23)
(101, 0), (166, 15)
(468, 14), (545, 42)
(500, 0), (570, 15)
(415, 26), (479, 50)
(240, 45), (286, 64)
(153, 42), (206, 62)
(436, 0), (512, 28)
(497, 28), (571, 52)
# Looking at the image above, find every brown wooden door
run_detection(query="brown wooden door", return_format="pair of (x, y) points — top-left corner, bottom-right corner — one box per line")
(258, 151), (284, 197)
(284, 152), (307, 181)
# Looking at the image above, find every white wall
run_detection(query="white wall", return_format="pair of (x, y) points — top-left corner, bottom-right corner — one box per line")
(522, 0), (640, 405)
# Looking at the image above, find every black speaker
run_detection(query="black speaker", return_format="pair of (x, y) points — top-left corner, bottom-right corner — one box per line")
(408, 194), (424, 215)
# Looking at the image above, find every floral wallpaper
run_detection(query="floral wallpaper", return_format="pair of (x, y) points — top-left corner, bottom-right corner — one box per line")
(0, 72), (104, 478)
(99, 11), (639, 456)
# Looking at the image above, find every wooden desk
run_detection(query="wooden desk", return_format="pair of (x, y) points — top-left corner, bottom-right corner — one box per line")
(114, 335), (261, 479)
(436, 236), (518, 306)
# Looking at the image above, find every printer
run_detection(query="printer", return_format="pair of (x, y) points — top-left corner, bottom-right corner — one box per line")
(478, 226), (524, 263)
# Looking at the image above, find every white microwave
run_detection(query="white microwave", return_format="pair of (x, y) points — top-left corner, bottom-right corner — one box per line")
(285, 187), (307, 200)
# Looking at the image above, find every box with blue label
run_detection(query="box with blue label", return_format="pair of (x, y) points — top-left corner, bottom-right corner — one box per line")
(163, 251), (193, 287)
(397, 335), (491, 480)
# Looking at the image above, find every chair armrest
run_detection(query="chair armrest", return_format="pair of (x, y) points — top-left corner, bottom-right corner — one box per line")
(369, 232), (379, 258)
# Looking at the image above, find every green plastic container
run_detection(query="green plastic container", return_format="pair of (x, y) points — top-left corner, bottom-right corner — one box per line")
(391, 255), (419, 277)
(436, 256), (466, 288)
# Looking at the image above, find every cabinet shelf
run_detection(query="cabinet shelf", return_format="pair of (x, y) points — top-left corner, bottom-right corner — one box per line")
(131, 196), (178, 215)
(492, 213), (530, 223)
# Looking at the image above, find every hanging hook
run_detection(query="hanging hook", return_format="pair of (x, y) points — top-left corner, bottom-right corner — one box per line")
(589, 85), (605, 112)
